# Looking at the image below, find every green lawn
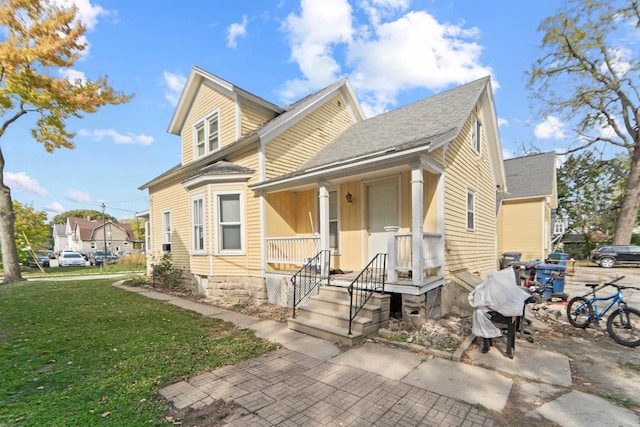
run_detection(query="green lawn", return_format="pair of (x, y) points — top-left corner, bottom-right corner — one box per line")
(0, 279), (277, 426)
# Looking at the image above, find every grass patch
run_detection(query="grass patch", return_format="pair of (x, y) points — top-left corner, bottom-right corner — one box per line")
(623, 362), (640, 371)
(601, 394), (640, 409)
(0, 279), (277, 426)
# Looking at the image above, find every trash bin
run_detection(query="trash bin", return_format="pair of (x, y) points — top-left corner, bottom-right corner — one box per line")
(535, 263), (566, 300)
(501, 252), (522, 269)
(546, 252), (569, 266)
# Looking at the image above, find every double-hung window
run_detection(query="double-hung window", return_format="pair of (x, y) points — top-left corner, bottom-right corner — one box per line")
(194, 110), (220, 159)
(162, 211), (171, 244)
(217, 192), (243, 253)
(329, 190), (339, 251)
(466, 189), (475, 231)
(192, 196), (205, 253)
(471, 114), (482, 154)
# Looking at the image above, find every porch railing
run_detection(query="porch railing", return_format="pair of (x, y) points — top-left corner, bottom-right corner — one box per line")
(388, 231), (443, 281)
(266, 236), (320, 266)
(291, 250), (330, 318)
(348, 253), (386, 335)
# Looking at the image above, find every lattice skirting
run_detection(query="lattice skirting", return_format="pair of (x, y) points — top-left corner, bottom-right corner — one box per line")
(265, 273), (318, 308)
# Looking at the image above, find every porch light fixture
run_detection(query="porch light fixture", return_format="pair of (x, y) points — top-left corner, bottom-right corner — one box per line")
(345, 192), (353, 205)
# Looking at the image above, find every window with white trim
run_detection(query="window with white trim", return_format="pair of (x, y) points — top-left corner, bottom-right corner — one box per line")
(329, 190), (339, 251)
(471, 114), (482, 153)
(145, 221), (151, 252)
(217, 192), (243, 253)
(467, 189), (476, 231)
(162, 211), (171, 243)
(192, 196), (205, 252)
(194, 111), (219, 159)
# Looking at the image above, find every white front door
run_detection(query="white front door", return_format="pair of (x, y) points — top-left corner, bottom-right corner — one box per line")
(367, 181), (399, 259)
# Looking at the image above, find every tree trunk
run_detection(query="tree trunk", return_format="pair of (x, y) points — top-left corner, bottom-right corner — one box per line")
(612, 146), (640, 245)
(0, 145), (24, 284)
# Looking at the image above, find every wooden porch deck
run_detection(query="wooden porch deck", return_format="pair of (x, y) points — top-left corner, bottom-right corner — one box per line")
(267, 269), (444, 296)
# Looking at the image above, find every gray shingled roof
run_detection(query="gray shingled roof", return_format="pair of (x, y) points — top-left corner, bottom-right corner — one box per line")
(301, 76), (490, 170)
(191, 160), (254, 178)
(498, 151), (556, 201)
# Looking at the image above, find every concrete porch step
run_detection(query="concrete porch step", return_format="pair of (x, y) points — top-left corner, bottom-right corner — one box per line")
(287, 285), (391, 346)
(287, 316), (363, 347)
(294, 304), (374, 335)
(309, 294), (386, 324)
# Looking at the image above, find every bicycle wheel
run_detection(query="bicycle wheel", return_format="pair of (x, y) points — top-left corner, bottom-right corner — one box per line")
(606, 307), (640, 347)
(567, 296), (593, 328)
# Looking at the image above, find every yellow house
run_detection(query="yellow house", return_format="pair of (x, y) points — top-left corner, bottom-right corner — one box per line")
(497, 152), (560, 263)
(139, 67), (507, 342)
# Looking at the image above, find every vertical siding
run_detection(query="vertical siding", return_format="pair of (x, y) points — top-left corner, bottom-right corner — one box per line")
(337, 181), (363, 270)
(265, 95), (355, 178)
(265, 192), (297, 236)
(443, 110), (498, 280)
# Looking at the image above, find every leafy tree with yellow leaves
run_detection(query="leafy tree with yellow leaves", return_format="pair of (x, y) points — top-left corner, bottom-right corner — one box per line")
(0, 0), (132, 283)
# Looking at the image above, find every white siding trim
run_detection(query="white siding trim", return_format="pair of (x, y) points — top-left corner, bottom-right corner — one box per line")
(214, 189), (246, 256)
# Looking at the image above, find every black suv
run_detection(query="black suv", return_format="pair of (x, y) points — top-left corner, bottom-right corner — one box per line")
(590, 245), (640, 268)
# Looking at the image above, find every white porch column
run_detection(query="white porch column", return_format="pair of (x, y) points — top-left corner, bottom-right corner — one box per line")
(385, 226), (399, 283)
(318, 183), (330, 253)
(411, 164), (424, 285)
(318, 183), (330, 279)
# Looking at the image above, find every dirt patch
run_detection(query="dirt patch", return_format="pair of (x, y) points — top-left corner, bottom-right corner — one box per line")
(163, 399), (236, 426)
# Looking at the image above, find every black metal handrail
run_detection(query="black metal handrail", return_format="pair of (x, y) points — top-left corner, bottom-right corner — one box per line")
(348, 253), (387, 335)
(291, 250), (330, 318)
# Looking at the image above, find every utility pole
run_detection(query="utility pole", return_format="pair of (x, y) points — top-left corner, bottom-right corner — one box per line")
(101, 203), (107, 256)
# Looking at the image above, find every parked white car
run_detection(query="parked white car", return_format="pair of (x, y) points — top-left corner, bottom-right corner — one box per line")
(59, 252), (87, 267)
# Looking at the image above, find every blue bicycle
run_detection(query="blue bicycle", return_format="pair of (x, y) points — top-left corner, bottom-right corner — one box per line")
(566, 275), (640, 347)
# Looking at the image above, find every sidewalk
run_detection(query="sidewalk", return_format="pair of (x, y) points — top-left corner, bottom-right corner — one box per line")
(114, 282), (640, 426)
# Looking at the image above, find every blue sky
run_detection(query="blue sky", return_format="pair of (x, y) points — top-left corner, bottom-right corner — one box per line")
(3, 0), (584, 220)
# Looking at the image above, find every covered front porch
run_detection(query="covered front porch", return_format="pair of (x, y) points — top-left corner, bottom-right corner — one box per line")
(265, 230), (444, 295)
(261, 158), (446, 295)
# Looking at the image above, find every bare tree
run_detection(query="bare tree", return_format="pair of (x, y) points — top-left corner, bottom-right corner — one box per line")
(529, 0), (640, 244)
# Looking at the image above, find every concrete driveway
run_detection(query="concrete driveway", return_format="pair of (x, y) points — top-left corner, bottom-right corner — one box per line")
(565, 264), (640, 306)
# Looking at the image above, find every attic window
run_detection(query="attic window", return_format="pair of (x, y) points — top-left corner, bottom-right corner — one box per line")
(471, 114), (482, 154)
(194, 110), (220, 158)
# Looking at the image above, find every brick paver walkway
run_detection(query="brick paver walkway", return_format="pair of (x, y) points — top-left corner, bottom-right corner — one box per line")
(160, 348), (495, 426)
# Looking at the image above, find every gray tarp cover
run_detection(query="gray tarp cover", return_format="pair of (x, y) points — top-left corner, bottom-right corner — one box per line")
(468, 267), (531, 338)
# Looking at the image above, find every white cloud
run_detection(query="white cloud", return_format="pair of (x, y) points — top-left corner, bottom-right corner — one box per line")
(45, 202), (65, 214)
(163, 71), (187, 106)
(535, 116), (567, 139)
(279, 1), (496, 114)
(498, 117), (509, 128)
(53, 0), (108, 30)
(280, 0), (354, 99)
(5, 172), (48, 196)
(227, 15), (248, 49)
(601, 47), (631, 77)
(67, 189), (95, 203)
(78, 128), (154, 145)
(52, 0), (110, 57)
(360, 0), (409, 28)
(59, 68), (87, 85)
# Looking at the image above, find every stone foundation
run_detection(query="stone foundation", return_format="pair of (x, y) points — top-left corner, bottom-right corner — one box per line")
(198, 275), (268, 306)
